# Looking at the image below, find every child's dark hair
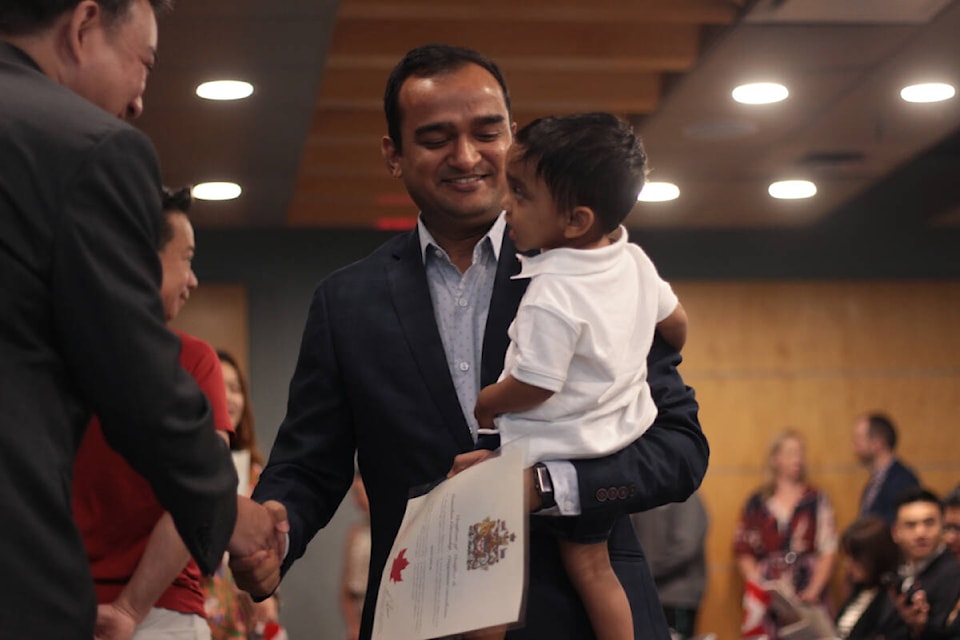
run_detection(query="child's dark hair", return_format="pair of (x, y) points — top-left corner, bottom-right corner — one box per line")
(513, 113), (647, 234)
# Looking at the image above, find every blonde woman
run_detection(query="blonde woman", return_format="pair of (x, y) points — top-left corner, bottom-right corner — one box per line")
(734, 430), (838, 637)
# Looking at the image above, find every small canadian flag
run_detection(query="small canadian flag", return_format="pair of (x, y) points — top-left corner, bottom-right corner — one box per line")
(741, 580), (771, 638)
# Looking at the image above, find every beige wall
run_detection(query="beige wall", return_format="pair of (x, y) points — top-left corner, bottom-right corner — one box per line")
(674, 280), (960, 639)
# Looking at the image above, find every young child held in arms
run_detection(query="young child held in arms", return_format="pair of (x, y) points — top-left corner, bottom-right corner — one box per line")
(473, 112), (687, 640)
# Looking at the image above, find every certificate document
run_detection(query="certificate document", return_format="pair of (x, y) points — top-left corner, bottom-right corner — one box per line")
(372, 447), (526, 639)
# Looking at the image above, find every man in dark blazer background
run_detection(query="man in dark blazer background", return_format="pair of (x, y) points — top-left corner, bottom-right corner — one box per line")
(235, 44), (709, 639)
(853, 412), (921, 524)
(0, 1), (249, 636)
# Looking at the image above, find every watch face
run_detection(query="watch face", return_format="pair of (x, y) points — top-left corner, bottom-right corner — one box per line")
(534, 465), (555, 509)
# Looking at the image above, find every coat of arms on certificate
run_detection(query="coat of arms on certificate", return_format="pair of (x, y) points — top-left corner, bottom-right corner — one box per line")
(467, 517), (516, 571)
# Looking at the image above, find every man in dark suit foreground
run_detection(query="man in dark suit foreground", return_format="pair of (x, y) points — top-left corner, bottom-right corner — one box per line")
(233, 44), (709, 639)
(0, 1), (279, 636)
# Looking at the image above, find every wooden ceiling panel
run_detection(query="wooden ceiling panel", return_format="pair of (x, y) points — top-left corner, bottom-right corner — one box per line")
(288, 0), (737, 227)
(308, 109), (385, 138)
(328, 20), (702, 69)
(336, 0), (743, 24)
(316, 67), (662, 113)
(300, 143), (383, 169)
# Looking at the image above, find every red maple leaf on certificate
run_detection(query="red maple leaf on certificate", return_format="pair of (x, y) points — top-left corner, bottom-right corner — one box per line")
(389, 548), (410, 583)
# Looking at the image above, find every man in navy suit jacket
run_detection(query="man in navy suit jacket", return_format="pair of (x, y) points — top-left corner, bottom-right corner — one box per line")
(853, 413), (920, 524)
(236, 44), (709, 639)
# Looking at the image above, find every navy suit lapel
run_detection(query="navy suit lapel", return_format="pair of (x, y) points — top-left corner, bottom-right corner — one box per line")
(387, 232), (474, 451)
(481, 231), (529, 388)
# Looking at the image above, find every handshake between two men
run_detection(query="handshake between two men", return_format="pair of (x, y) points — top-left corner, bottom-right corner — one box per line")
(225, 449), (542, 602)
(229, 497), (290, 598)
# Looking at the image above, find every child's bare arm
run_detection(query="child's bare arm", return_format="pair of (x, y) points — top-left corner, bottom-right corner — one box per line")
(656, 302), (688, 351)
(475, 375), (554, 429)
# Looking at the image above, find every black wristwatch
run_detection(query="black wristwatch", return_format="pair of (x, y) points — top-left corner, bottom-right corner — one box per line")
(533, 463), (556, 511)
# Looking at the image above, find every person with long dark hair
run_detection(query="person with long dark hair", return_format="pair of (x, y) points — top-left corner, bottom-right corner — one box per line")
(835, 516), (901, 638)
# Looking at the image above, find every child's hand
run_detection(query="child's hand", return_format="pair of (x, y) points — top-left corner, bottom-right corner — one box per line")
(474, 387), (497, 429)
(474, 406), (496, 430)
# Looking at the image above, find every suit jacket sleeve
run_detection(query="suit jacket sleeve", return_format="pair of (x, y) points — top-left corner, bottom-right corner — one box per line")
(252, 281), (357, 575)
(52, 127), (237, 574)
(572, 334), (708, 519)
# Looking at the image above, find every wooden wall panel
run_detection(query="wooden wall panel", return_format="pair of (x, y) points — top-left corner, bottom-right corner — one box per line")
(169, 284), (249, 377)
(669, 280), (960, 640)
(678, 281), (960, 372)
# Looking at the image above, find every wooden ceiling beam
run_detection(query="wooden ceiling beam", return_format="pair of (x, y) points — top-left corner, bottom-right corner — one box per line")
(287, 198), (414, 227)
(292, 174), (427, 197)
(326, 53), (696, 73)
(307, 109), (385, 137)
(315, 67), (661, 114)
(327, 21), (701, 69)
(300, 144), (384, 167)
(337, 0), (740, 24)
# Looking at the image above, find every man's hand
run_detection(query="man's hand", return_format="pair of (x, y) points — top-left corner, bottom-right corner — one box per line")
(94, 602), (138, 640)
(229, 498), (289, 599)
(893, 588), (929, 636)
(231, 548), (282, 600)
(230, 497), (288, 559)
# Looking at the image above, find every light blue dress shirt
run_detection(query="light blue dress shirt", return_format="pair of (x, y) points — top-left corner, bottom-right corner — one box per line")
(417, 214), (579, 515)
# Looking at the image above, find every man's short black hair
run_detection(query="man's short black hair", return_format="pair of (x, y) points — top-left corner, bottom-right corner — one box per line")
(944, 484), (960, 510)
(383, 43), (511, 154)
(0, 0), (171, 36)
(158, 185), (191, 250)
(512, 112), (647, 234)
(894, 486), (943, 518)
(866, 413), (898, 451)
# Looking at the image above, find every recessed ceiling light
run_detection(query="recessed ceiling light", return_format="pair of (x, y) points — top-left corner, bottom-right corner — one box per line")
(637, 182), (680, 202)
(192, 182), (242, 201)
(195, 80), (254, 101)
(900, 82), (956, 103)
(768, 180), (817, 200)
(732, 82), (789, 105)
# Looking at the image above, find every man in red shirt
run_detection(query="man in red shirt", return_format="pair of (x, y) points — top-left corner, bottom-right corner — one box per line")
(73, 186), (234, 639)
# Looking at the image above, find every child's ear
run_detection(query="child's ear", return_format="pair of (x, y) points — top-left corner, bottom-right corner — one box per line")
(564, 206), (596, 239)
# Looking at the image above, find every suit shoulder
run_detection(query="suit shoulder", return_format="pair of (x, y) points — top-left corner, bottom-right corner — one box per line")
(890, 459), (920, 483)
(2, 58), (149, 151)
(1, 61), (157, 201)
